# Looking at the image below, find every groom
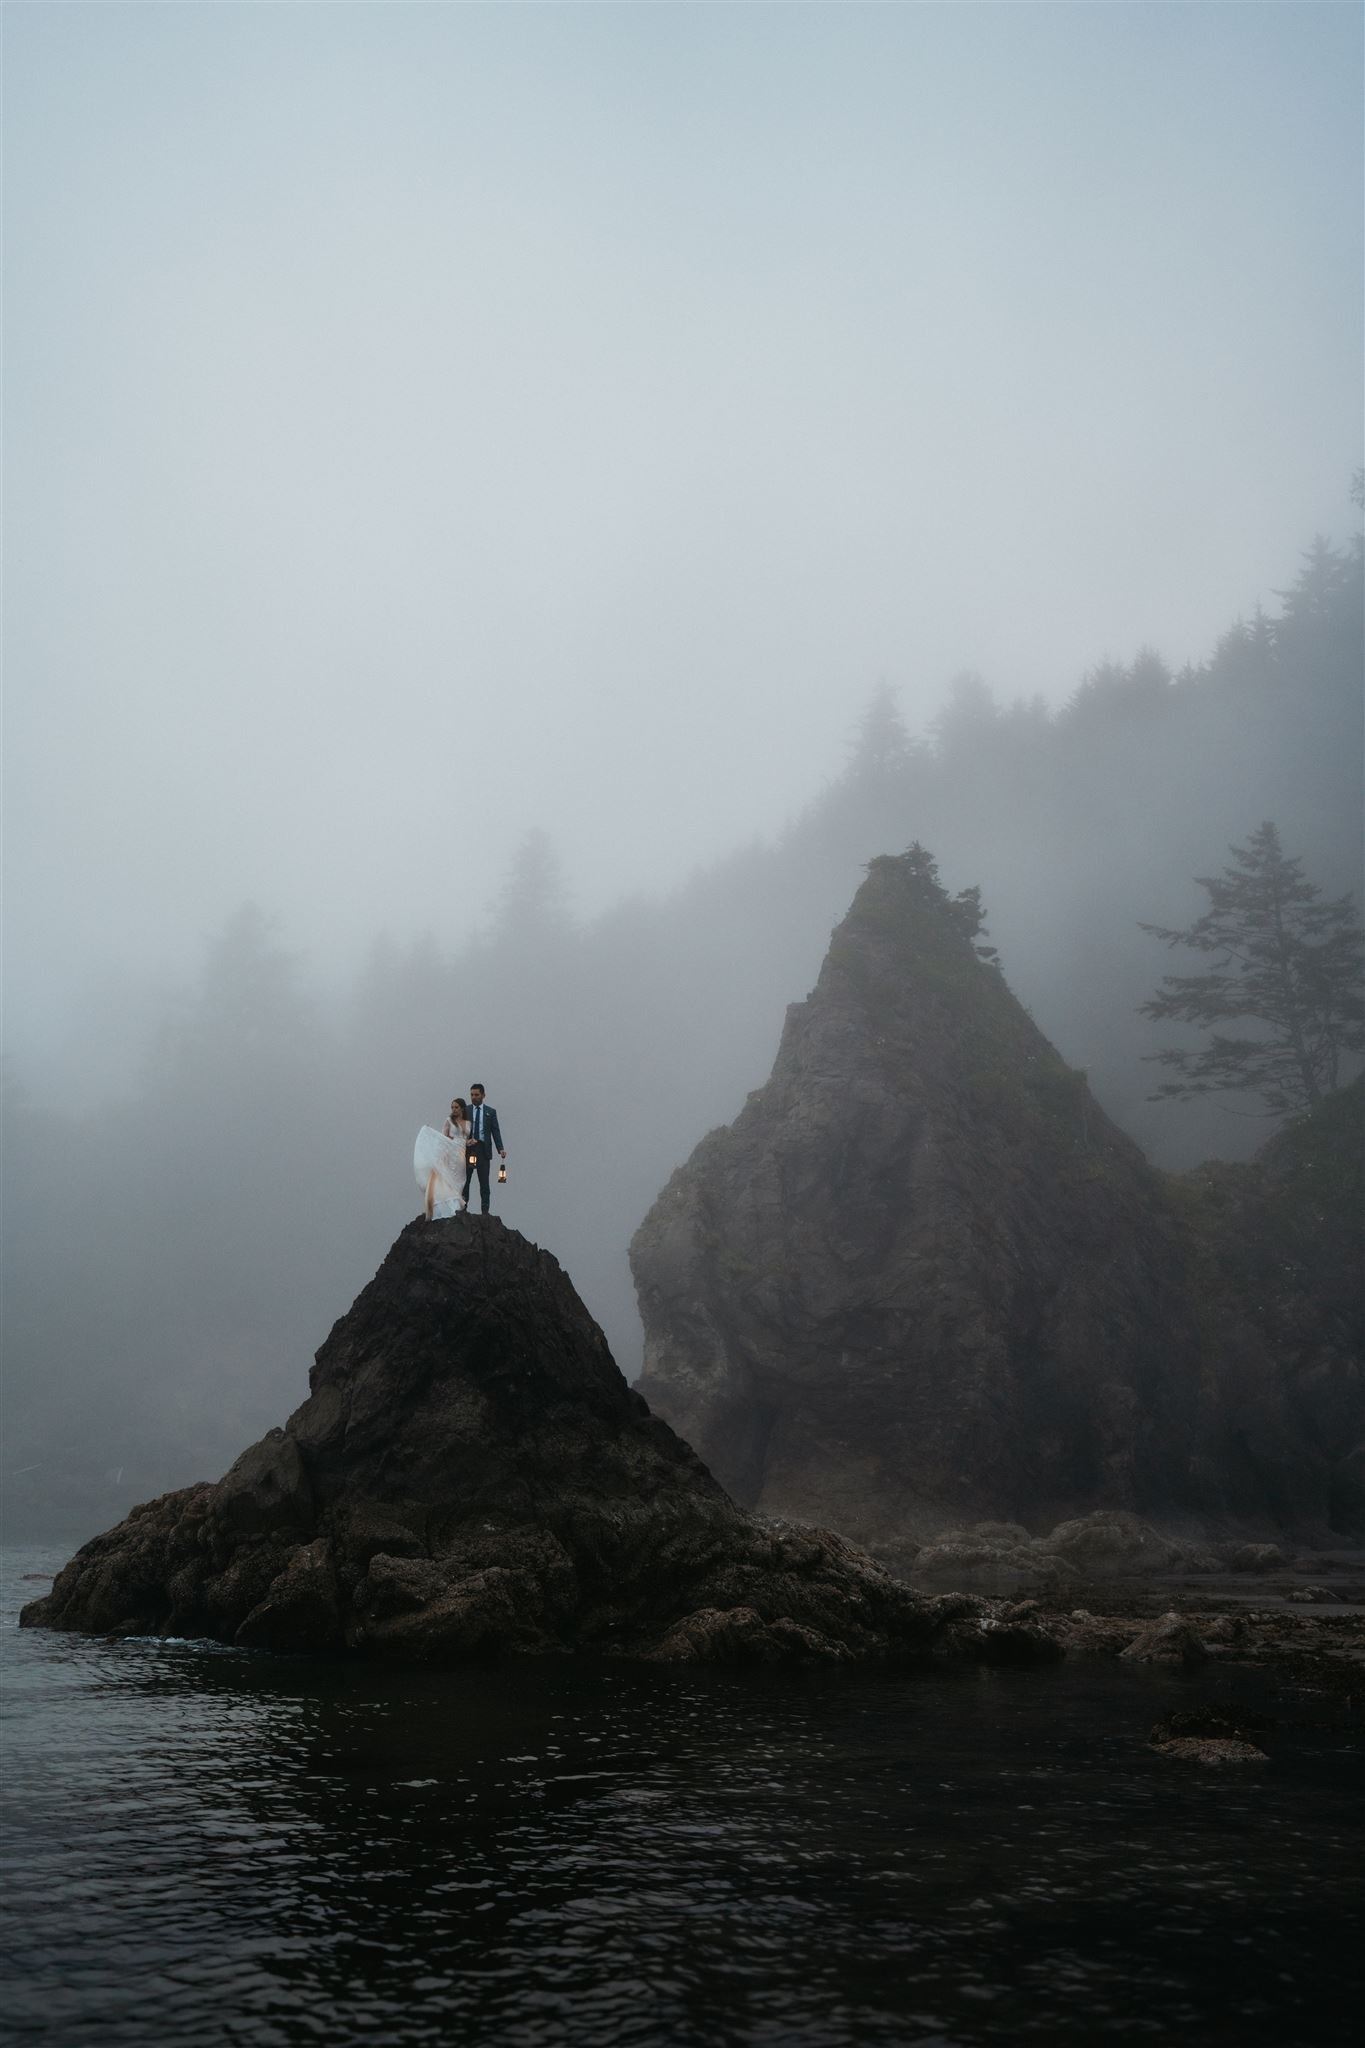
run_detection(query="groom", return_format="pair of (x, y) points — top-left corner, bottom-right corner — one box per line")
(462, 1083), (507, 1215)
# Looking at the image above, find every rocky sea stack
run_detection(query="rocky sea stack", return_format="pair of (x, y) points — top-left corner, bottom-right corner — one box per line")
(632, 849), (1357, 1554)
(21, 1219), (954, 1666)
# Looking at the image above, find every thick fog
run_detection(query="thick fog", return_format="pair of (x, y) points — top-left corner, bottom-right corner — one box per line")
(3, 4), (1362, 1538)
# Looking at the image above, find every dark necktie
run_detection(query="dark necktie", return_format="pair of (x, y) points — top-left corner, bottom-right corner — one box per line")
(475, 1107), (482, 1140)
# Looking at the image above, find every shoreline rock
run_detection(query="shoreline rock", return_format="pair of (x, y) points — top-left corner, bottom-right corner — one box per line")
(21, 1221), (964, 1669)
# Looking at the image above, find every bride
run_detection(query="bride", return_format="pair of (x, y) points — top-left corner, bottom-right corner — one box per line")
(414, 1098), (472, 1220)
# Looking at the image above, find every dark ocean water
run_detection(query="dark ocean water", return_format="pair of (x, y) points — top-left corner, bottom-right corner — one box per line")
(2, 1546), (1362, 2048)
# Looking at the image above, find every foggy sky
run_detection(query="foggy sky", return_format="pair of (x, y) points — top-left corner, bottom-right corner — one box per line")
(4, 1), (1362, 1099)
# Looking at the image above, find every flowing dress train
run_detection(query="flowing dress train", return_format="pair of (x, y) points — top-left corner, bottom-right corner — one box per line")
(414, 1124), (469, 1218)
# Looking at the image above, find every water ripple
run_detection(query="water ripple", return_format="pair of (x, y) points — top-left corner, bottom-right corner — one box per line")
(3, 1546), (1362, 2046)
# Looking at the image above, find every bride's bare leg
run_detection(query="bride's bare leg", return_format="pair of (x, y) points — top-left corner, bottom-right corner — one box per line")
(425, 1169), (438, 1222)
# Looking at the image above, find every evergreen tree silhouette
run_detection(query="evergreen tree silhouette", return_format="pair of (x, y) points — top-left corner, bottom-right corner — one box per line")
(1140, 823), (1364, 1115)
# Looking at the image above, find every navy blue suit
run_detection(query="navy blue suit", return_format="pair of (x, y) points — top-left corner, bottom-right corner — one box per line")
(462, 1102), (505, 1213)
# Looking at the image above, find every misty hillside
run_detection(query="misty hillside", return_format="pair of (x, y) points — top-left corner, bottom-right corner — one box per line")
(2, 527), (1361, 1539)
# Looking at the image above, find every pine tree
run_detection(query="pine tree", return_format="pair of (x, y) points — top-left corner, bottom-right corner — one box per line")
(930, 671), (997, 757)
(848, 681), (916, 781)
(1276, 535), (1357, 626)
(898, 843), (1000, 966)
(1064, 647), (1173, 729)
(1140, 823), (1365, 1115)
(493, 829), (571, 941)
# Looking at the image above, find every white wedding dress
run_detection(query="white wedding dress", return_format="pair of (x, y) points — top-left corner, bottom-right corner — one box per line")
(414, 1123), (469, 1218)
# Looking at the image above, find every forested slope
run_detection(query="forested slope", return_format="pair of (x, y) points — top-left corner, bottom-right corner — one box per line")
(4, 530), (1360, 1539)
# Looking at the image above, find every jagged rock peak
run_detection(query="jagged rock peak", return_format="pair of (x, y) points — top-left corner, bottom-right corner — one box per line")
(21, 1218), (950, 1666)
(631, 847), (1316, 1552)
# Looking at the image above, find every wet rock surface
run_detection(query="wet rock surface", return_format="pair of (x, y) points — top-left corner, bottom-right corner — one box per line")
(1152, 1736), (1270, 1765)
(999, 1558), (1365, 1696)
(1120, 1612), (1209, 1665)
(863, 1508), (1365, 1690)
(22, 1221), (965, 1668)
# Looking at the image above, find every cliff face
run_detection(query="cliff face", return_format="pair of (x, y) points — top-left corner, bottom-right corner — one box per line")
(21, 1219), (953, 1666)
(631, 851), (1342, 1552)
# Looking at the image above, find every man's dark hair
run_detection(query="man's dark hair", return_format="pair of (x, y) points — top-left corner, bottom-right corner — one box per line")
(470, 1082), (485, 1093)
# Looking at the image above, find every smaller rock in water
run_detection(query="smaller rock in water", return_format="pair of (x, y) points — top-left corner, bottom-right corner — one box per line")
(1056, 1609), (1133, 1655)
(1222, 1543), (1289, 1573)
(1201, 1614), (1250, 1645)
(1150, 1703), (1272, 1747)
(1152, 1737), (1269, 1766)
(972, 1616), (1064, 1666)
(912, 1532), (1077, 1590)
(1039, 1511), (1182, 1576)
(646, 1607), (852, 1665)
(1120, 1612), (1208, 1664)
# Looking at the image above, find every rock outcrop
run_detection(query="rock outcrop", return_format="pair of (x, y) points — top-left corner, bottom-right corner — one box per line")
(631, 848), (1354, 1552)
(903, 1508), (1230, 1592)
(21, 1220), (952, 1666)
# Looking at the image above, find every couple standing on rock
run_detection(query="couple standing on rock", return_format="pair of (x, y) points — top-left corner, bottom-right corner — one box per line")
(415, 1083), (507, 1220)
